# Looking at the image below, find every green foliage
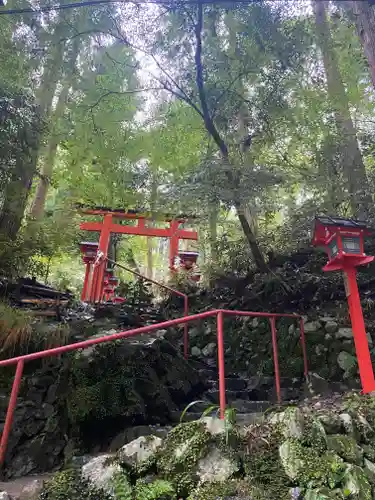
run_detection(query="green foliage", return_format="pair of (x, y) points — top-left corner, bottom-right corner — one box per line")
(38, 469), (112, 500)
(66, 345), (140, 425)
(0, 301), (32, 356)
(0, 301), (70, 358)
(112, 471), (133, 500)
(134, 478), (176, 500)
(157, 421), (212, 496)
(2, 0), (375, 281)
(180, 401), (237, 446)
(188, 480), (249, 500)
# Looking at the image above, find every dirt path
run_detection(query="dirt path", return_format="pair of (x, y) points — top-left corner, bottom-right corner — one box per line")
(0, 474), (50, 498)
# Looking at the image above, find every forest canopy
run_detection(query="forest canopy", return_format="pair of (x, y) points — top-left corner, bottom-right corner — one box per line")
(1, 0), (375, 289)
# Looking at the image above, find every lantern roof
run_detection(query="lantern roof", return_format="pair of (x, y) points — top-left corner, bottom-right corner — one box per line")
(315, 216), (368, 229)
(313, 216), (372, 246)
(80, 241), (99, 248)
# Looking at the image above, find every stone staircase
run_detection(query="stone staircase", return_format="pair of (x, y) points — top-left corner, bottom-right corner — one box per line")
(172, 361), (304, 425)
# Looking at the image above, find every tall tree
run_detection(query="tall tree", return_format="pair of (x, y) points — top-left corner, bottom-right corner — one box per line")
(349, 1), (375, 90)
(0, 87), (44, 240)
(313, 0), (371, 218)
(110, 2), (309, 270)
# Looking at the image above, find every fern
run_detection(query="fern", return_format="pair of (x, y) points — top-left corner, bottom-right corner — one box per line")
(112, 472), (133, 500)
(134, 479), (176, 500)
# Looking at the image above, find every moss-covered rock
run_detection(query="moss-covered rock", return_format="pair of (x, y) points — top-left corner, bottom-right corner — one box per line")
(317, 411), (343, 435)
(38, 469), (112, 500)
(153, 420), (240, 496)
(326, 435), (363, 465)
(304, 487), (344, 499)
(187, 479), (247, 500)
(279, 438), (345, 490)
(245, 427), (290, 498)
(342, 464), (372, 499)
(36, 394), (375, 499)
(279, 439), (305, 480)
(278, 407), (305, 439)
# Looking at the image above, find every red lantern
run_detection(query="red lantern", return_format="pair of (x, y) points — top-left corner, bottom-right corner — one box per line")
(178, 251), (200, 281)
(79, 242), (98, 264)
(312, 216), (373, 271)
(179, 251), (199, 266)
(312, 216), (375, 394)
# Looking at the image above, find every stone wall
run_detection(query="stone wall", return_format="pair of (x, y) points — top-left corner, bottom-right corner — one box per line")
(0, 332), (206, 479)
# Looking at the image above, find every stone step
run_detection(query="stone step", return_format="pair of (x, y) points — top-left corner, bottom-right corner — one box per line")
(172, 411), (265, 425)
(184, 399), (272, 414)
(205, 389), (250, 402)
(198, 368), (240, 380)
(205, 377), (304, 393)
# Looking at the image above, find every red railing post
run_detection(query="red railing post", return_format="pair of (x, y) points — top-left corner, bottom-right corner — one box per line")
(269, 317), (281, 404)
(299, 317), (308, 377)
(183, 295), (189, 359)
(217, 311), (226, 419)
(0, 309), (307, 464)
(0, 360), (24, 465)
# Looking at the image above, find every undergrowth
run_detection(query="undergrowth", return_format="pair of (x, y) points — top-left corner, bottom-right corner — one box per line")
(0, 301), (33, 355)
(0, 301), (70, 356)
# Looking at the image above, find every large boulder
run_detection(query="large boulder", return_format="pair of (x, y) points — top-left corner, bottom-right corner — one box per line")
(32, 392), (375, 499)
(326, 435), (363, 465)
(117, 435), (163, 467)
(81, 454), (120, 495)
(342, 464), (372, 499)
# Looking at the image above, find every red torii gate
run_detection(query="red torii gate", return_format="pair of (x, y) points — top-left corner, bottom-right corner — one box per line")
(79, 207), (198, 303)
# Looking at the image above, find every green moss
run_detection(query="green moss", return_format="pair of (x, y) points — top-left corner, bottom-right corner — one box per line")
(304, 487), (345, 499)
(299, 451), (346, 490)
(302, 416), (327, 453)
(326, 435), (363, 465)
(279, 438), (346, 490)
(156, 421), (211, 496)
(244, 428), (290, 498)
(38, 469), (112, 500)
(363, 444), (375, 462)
(187, 479), (249, 500)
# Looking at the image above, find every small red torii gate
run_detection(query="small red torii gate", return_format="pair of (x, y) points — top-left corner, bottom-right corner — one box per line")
(79, 207), (198, 303)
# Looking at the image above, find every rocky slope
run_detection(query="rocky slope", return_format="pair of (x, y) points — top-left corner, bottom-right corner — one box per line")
(8, 391), (375, 500)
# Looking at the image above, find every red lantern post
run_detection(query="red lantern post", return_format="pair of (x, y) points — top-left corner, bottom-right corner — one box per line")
(79, 242), (98, 301)
(312, 216), (375, 393)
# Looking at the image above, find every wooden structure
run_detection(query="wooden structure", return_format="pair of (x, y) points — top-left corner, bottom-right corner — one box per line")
(79, 207), (198, 303)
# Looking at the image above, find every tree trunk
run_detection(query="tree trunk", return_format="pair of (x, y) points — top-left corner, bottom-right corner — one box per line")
(0, 153), (37, 240)
(30, 82), (70, 218)
(313, 1), (371, 218)
(235, 203), (269, 272)
(193, 1), (268, 272)
(31, 33), (79, 218)
(209, 203), (218, 262)
(350, 1), (375, 89)
(126, 248), (140, 274)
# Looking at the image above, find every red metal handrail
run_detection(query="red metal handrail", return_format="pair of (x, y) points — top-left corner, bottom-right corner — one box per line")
(0, 309), (306, 465)
(106, 258), (190, 359)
